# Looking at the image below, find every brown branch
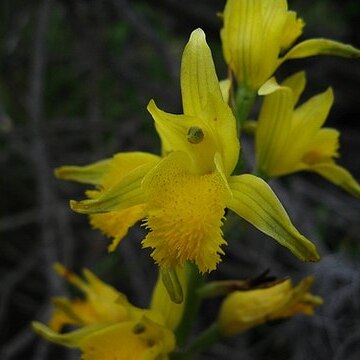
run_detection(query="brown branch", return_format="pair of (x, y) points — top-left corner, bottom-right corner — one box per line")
(0, 304), (50, 360)
(0, 209), (39, 232)
(27, 0), (63, 296)
(0, 248), (40, 330)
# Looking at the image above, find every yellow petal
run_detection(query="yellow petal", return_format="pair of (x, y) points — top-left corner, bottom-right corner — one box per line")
(218, 280), (293, 335)
(228, 174), (319, 261)
(142, 152), (229, 273)
(101, 152), (161, 190)
(49, 299), (90, 331)
(219, 79), (232, 104)
(221, 0), (288, 89)
(282, 87), (334, 169)
(90, 204), (145, 252)
(149, 95), (240, 178)
(292, 87), (333, 131)
(70, 161), (157, 214)
(206, 93), (240, 177)
(279, 11), (305, 52)
(257, 77), (282, 96)
(54, 262), (89, 292)
(50, 298), (99, 330)
(150, 106), (193, 157)
(148, 99), (217, 175)
(310, 162), (360, 198)
(256, 81), (293, 176)
(272, 276), (323, 318)
(32, 321), (109, 348)
(81, 318), (175, 360)
(281, 71), (306, 106)
(53, 264), (130, 324)
(282, 38), (360, 62)
(302, 128), (340, 165)
(218, 276), (322, 336)
(55, 158), (111, 185)
(150, 267), (187, 330)
(181, 28), (223, 117)
(150, 29), (239, 177)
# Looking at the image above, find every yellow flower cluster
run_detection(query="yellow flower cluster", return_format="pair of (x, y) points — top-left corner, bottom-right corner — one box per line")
(221, 0), (360, 91)
(33, 264), (184, 359)
(218, 276), (323, 336)
(34, 0), (360, 357)
(56, 29), (319, 275)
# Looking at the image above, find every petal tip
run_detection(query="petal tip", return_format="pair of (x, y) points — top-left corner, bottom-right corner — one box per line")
(54, 167), (66, 179)
(70, 199), (86, 213)
(190, 28), (206, 40)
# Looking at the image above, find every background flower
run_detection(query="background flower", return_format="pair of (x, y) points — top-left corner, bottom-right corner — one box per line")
(1, 0), (360, 359)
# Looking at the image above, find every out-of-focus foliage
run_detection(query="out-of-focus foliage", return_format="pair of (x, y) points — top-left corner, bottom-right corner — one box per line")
(0, 0), (359, 359)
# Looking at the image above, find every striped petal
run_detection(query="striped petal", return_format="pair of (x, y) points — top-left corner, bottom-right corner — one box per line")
(228, 174), (319, 262)
(55, 159), (111, 185)
(256, 79), (293, 176)
(71, 161), (158, 214)
(279, 11), (305, 52)
(281, 71), (306, 106)
(181, 28), (223, 117)
(221, 0), (288, 89)
(283, 88), (334, 169)
(310, 162), (360, 198)
(281, 38), (360, 62)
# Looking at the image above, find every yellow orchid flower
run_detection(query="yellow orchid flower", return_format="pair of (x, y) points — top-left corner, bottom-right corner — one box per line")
(221, 0), (360, 90)
(33, 265), (177, 359)
(255, 72), (360, 198)
(56, 29), (319, 274)
(218, 276), (323, 336)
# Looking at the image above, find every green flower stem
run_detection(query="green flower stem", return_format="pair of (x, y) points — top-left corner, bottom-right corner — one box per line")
(197, 279), (253, 298)
(242, 120), (257, 135)
(235, 85), (257, 133)
(175, 262), (205, 347)
(186, 323), (221, 355)
(171, 324), (221, 360)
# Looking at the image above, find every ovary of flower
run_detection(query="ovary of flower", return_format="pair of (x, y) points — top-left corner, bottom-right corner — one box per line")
(220, 0), (360, 90)
(217, 276), (323, 336)
(255, 72), (360, 198)
(32, 265), (177, 360)
(56, 29), (319, 274)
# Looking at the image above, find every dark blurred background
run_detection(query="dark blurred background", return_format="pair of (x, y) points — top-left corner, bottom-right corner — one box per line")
(1, 0), (360, 359)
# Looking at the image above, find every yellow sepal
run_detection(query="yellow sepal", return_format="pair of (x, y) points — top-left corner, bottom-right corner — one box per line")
(228, 174), (319, 262)
(282, 38), (360, 62)
(55, 158), (111, 185)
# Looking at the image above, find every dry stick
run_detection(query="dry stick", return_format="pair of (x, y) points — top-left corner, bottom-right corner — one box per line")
(56, 204), (76, 268)
(112, 0), (178, 81)
(0, 209), (39, 232)
(153, 0), (221, 29)
(0, 303), (51, 360)
(26, 2), (69, 356)
(121, 228), (154, 306)
(0, 248), (40, 331)
(65, 0), (105, 160)
(27, 0), (62, 297)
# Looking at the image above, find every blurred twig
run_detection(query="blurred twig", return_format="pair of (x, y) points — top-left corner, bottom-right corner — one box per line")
(112, 0), (178, 80)
(0, 248), (40, 330)
(0, 209), (39, 232)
